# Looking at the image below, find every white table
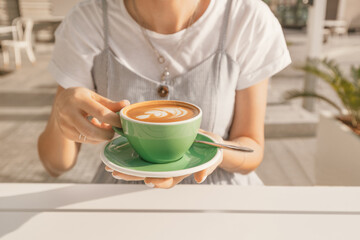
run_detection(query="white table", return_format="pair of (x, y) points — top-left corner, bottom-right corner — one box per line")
(0, 184), (359, 240)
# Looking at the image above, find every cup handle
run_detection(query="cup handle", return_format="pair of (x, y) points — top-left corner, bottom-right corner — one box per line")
(113, 112), (125, 136)
(112, 126), (125, 136)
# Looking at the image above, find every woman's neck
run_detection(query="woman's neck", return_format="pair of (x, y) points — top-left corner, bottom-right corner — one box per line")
(125, 0), (210, 34)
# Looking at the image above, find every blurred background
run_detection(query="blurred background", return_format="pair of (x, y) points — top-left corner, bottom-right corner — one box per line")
(0, 0), (359, 186)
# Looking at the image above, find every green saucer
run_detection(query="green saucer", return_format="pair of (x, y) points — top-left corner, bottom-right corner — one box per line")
(100, 133), (222, 178)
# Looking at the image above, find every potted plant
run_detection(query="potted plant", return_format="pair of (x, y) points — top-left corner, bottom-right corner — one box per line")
(285, 58), (360, 186)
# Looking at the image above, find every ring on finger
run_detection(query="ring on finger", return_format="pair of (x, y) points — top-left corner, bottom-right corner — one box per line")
(78, 133), (87, 142)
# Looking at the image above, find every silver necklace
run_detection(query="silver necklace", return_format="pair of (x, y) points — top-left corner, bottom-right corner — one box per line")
(132, 0), (200, 97)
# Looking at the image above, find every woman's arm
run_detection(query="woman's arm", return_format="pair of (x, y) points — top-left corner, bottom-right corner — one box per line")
(38, 86), (128, 177)
(219, 79), (268, 174)
(38, 86), (80, 176)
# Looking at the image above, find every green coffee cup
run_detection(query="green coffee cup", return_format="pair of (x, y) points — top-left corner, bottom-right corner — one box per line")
(113, 100), (202, 164)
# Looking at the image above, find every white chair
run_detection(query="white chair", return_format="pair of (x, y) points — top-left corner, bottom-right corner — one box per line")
(1, 17), (36, 68)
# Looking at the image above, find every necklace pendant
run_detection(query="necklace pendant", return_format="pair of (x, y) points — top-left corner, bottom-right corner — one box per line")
(161, 70), (170, 82)
(158, 85), (169, 98)
(158, 56), (165, 64)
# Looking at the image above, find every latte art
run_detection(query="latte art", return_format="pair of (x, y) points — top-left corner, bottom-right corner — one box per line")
(136, 107), (188, 120)
(125, 103), (199, 123)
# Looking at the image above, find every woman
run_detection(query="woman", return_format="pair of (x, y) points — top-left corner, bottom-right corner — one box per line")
(38, 0), (291, 188)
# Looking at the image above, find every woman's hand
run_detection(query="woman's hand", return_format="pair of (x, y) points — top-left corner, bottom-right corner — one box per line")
(54, 87), (129, 144)
(38, 86), (130, 176)
(105, 129), (223, 189)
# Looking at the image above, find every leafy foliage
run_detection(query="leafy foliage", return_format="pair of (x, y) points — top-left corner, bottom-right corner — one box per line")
(285, 58), (360, 129)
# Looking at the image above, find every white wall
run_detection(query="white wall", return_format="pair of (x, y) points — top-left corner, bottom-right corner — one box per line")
(51, 0), (82, 16)
(338, 0), (360, 29)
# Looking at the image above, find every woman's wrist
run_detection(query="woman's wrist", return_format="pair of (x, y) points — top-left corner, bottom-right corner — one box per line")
(218, 140), (246, 172)
(38, 131), (64, 177)
(38, 112), (79, 176)
(218, 138), (263, 174)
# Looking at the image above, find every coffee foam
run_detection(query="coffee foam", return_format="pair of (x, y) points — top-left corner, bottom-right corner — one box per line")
(124, 101), (200, 123)
(135, 107), (188, 120)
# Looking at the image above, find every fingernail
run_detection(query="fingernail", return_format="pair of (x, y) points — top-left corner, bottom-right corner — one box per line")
(122, 100), (130, 106)
(112, 173), (122, 180)
(200, 175), (207, 183)
(145, 182), (155, 188)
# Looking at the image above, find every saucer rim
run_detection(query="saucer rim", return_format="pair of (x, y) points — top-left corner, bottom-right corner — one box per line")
(100, 132), (222, 178)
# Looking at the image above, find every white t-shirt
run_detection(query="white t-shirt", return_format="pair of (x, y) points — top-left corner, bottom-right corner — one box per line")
(49, 0), (291, 91)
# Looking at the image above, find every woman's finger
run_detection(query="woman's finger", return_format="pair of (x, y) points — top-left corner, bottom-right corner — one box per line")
(145, 174), (191, 188)
(145, 177), (174, 188)
(112, 171), (145, 181)
(198, 129), (207, 134)
(91, 93), (130, 112)
(105, 166), (113, 172)
(75, 112), (115, 141)
(90, 117), (113, 130)
(61, 126), (104, 144)
(172, 174), (191, 185)
(57, 117), (104, 144)
(193, 170), (207, 183)
(78, 98), (122, 128)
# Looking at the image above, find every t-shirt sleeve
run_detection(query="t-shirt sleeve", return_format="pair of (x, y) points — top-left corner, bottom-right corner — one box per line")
(48, 2), (102, 90)
(235, 1), (291, 90)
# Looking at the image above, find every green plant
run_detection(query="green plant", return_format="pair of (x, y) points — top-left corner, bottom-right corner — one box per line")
(284, 58), (360, 131)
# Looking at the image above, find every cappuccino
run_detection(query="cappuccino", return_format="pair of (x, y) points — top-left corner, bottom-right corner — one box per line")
(119, 100), (202, 163)
(125, 101), (199, 123)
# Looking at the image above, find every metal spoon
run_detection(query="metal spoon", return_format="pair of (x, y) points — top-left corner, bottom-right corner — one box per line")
(194, 140), (254, 152)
